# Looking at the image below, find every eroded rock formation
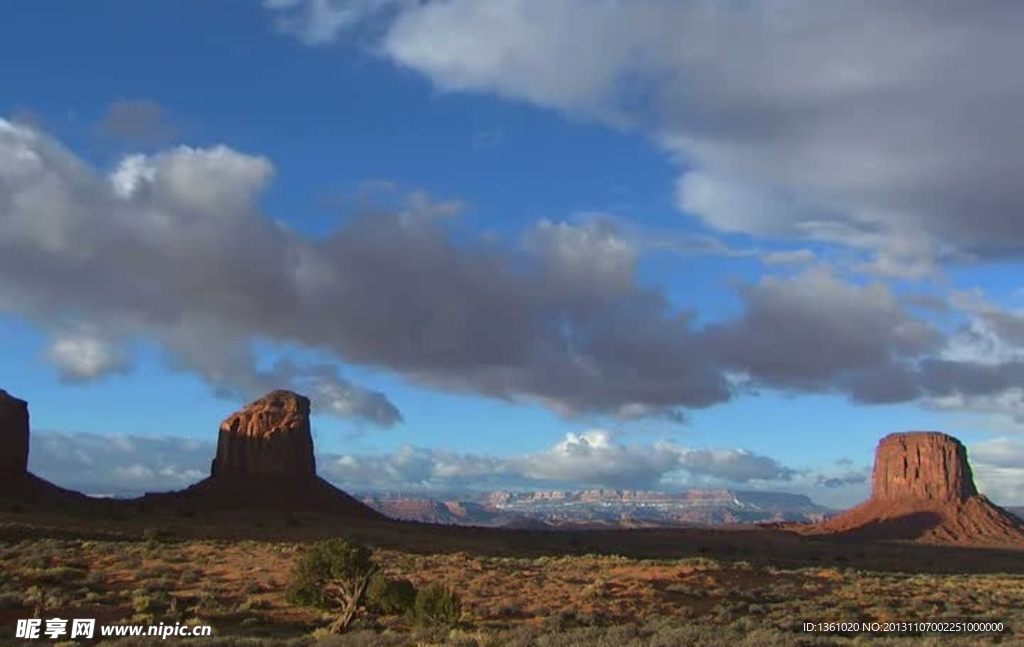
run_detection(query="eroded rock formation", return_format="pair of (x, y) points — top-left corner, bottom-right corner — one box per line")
(810, 431), (1024, 546)
(872, 432), (977, 502)
(210, 390), (316, 479)
(0, 390), (29, 482)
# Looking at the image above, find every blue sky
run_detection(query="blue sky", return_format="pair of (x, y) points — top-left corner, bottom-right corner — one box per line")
(3, 1), (1024, 507)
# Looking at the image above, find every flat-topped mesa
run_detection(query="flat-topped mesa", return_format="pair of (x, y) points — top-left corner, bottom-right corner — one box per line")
(0, 389), (30, 482)
(210, 390), (316, 480)
(871, 431), (978, 503)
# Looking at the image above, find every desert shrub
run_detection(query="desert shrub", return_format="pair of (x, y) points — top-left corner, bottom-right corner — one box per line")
(287, 538), (377, 633)
(28, 566), (88, 586)
(179, 567), (204, 585)
(311, 630), (409, 647)
(413, 583), (461, 627)
(142, 527), (176, 546)
(132, 589), (176, 616)
(365, 573), (417, 616)
(0, 590), (24, 610)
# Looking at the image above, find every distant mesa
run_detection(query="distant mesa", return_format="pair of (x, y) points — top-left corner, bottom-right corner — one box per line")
(808, 431), (1024, 547)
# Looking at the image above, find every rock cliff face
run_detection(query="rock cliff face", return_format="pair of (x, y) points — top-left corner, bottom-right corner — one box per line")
(210, 390), (316, 479)
(871, 432), (977, 502)
(0, 390), (30, 482)
(810, 431), (1024, 547)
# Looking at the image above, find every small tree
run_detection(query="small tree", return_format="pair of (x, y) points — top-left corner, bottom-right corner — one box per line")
(287, 538), (377, 633)
(365, 572), (417, 616)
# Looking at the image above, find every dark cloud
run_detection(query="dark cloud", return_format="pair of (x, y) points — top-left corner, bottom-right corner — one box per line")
(0, 119), (728, 423)
(705, 267), (941, 397)
(8, 118), (1024, 420)
(817, 471), (868, 489)
(679, 449), (796, 483)
(95, 99), (179, 146)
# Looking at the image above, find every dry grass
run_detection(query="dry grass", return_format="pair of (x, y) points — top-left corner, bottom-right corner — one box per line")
(1, 535), (1021, 646)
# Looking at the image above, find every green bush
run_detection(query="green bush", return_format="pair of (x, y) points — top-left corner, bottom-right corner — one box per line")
(365, 573), (417, 616)
(413, 583), (461, 627)
(287, 538), (377, 633)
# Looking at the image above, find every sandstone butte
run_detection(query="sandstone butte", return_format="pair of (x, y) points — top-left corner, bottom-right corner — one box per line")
(0, 387), (382, 519)
(211, 389), (317, 479)
(165, 389), (383, 518)
(808, 431), (1024, 547)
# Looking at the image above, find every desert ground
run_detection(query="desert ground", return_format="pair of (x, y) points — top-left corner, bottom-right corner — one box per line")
(1, 505), (1022, 647)
(4, 397), (1023, 645)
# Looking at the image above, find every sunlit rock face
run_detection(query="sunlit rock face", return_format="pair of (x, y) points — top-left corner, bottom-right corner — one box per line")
(871, 432), (978, 503)
(210, 390), (316, 480)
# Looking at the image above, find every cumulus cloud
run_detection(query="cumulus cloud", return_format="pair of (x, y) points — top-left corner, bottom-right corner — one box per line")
(678, 448), (796, 483)
(286, 1), (1024, 265)
(29, 431), (212, 496)
(706, 266), (941, 400)
(8, 117), (1024, 421)
(46, 428), (1024, 506)
(45, 331), (131, 383)
(29, 428), (799, 497)
(0, 118), (734, 423)
(326, 429), (797, 492)
(969, 437), (1024, 504)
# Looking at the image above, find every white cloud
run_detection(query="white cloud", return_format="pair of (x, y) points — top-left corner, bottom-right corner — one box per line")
(278, 0), (1024, 265)
(969, 437), (1024, 504)
(45, 332), (131, 383)
(30, 431), (212, 496)
(112, 145), (274, 215)
(265, 0), (403, 45)
(327, 429), (797, 492)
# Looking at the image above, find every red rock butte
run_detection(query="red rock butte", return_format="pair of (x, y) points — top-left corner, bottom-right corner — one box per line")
(161, 389), (383, 519)
(810, 431), (1024, 547)
(211, 389), (316, 479)
(871, 432), (978, 502)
